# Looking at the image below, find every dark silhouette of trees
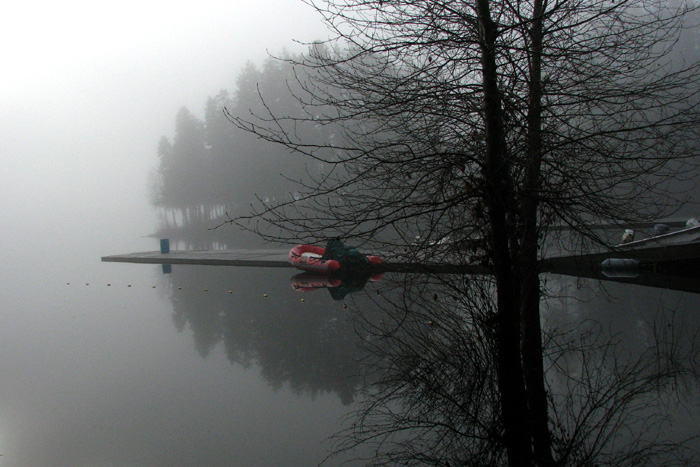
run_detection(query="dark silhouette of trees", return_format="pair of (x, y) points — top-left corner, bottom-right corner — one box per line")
(150, 55), (343, 248)
(218, 0), (700, 465)
(152, 107), (209, 228)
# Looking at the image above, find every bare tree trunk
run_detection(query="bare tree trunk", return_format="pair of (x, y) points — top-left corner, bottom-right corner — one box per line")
(476, 0), (533, 464)
(520, 2), (556, 465)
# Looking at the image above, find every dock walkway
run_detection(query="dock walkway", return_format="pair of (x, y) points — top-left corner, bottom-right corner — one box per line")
(101, 248), (491, 274)
(103, 242), (700, 293)
(102, 249), (292, 268)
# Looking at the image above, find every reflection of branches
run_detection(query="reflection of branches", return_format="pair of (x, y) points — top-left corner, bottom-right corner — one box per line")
(547, 311), (700, 466)
(647, 307), (700, 398)
(328, 273), (506, 465)
(549, 316), (698, 465)
(329, 275), (700, 465)
(210, 0), (700, 462)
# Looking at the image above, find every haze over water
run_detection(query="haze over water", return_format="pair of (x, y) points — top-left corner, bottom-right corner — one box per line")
(2, 1), (700, 465)
(0, 2), (349, 464)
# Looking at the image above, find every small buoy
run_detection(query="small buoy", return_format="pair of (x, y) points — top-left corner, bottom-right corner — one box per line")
(107, 284), (111, 287)
(86, 283), (90, 286)
(427, 321), (434, 326)
(203, 289), (208, 292)
(178, 287), (182, 290)
(152, 286), (156, 289)
(300, 298), (305, 303)
(228, 290), (233, 294)
(66, 283), (70, 286)
(342, 304), (348, 309)
(128, 285), (131, 287)
(263, 293), (268, 298)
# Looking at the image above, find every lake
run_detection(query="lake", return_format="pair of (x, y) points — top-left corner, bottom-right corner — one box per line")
(0, 226), (373, 465)
(1, 217), (699, 465)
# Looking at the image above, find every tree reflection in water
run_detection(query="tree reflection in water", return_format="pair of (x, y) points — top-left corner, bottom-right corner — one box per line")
(327, 273), (700, 466)
(162, 265), (372, 405)
(158, 263), (699, 465)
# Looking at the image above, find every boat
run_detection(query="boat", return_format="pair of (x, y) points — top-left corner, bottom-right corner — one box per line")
(288, 244), (382, 274)
(616, 218), (700, 250)
(288, 245), (342, 273)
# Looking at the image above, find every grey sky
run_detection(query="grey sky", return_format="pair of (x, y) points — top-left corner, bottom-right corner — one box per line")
(1, 0), (328, 249)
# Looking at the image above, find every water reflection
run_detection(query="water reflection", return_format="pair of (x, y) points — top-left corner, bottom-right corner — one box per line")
(148, 255), (700, 464)
(557, 258), (700, 295)
(159, 266), (377, 405)
(290, 271), (384, 300)
(542, 277), (700, 464)
(324, 272), (700, 464)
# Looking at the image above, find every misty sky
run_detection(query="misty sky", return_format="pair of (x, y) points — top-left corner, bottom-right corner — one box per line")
(0, 5), (336, 462)
(1, 0), (328, 254)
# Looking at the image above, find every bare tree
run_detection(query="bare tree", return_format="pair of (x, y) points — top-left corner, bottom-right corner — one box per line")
(221, 0), (700, 464)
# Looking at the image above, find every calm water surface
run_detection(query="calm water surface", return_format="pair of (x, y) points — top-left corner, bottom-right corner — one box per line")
(0, 231), (370, 466)
(2, 219), (699, 465)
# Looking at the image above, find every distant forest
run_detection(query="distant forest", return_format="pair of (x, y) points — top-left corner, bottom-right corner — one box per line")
(151, 33), (700, 250)
(150, 47), (338, 248)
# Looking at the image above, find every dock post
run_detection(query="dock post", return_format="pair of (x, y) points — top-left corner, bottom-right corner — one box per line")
(160, 239), (170, 254)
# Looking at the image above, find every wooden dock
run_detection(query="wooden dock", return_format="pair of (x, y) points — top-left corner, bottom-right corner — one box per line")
(102, 249), (292, 268)
(102, 242), (700, 293)
(539, 242), (700, 294)
(539, 241), (700, 273)
(101, 248), (491, 274)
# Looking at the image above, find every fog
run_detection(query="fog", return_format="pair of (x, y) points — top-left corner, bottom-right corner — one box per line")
(1, 0), (328, 252)
(3, 2), (700, 465)
(0, 2), (352, 465)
